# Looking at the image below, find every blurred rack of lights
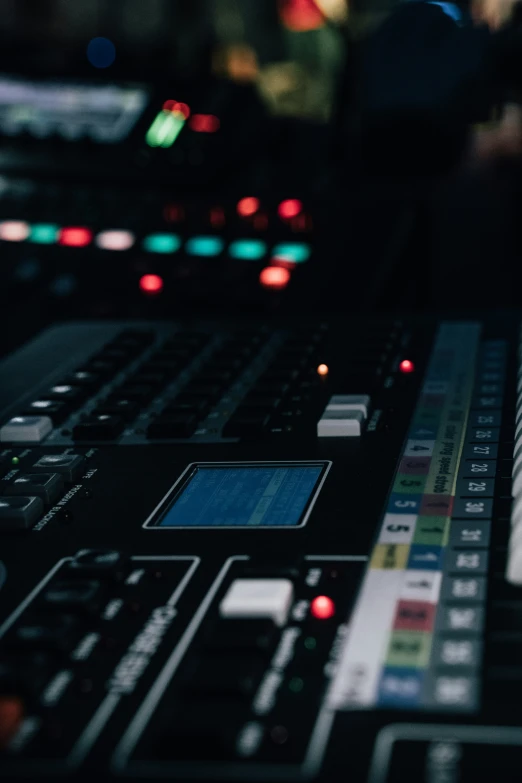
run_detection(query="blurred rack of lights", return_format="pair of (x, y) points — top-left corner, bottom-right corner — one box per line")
(0, 216), (312, 263)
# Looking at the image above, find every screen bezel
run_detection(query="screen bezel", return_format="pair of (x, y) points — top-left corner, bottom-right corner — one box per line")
(143, 460), (332, 530)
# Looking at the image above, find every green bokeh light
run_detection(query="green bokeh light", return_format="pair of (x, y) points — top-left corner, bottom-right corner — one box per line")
(272, 242), (311, 263)
(143, 233), (182, 254)
(30, 224), (60, 244)
(229, 239), (267, 260)
(185, 236), (224, 257)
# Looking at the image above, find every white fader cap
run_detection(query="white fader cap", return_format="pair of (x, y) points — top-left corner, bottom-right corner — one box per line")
(0, 416), (53, 443)
(219, 579), (294, 627)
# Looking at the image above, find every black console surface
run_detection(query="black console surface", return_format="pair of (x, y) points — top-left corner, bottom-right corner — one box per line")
(0, 314), (520, 783)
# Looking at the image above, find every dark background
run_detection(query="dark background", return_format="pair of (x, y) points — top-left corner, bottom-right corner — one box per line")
(0, 0), (519, 359)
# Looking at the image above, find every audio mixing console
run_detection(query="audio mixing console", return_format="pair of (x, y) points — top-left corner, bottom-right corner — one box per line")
(0, 314), (520, 783)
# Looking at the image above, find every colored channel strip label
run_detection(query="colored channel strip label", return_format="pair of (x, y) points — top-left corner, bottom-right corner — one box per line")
(327, 323), (505, 713)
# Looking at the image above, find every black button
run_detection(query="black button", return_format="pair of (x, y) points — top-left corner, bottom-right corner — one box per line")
(205, 620), (278, 657)
(92, 348), (132, 368)
(134, 366), (170, 384)
(73, 415), (125, 441)
(130, 372), (167, 389)
(155, 703), (248, 761)
(162, 400), (209, 418)
(184, 655), (264, 700)
(147, 415), (197, 439)
(240, 394), (282, 411)
(0, 496), (43, 531)
(77, 360), (115, 379)
(4, 615), (78, 654)
(65, 370), (100, 388)
(31, 454), (85, 482)
(40, 580), (104, 614)
(4, 473), (64, 505)
(46, 384), (85, 403)
(23, 400), (68, 423)
(93, 398), (139, 421)
(114, 329), (155, 347)
(65, 549), (127, 580)
(180, 383), (224, 402)
(113, 384), (155, 403)
(223, 413), (271, 438)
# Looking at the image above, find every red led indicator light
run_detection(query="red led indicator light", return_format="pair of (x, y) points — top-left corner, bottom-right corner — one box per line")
(163, 100), (191, 119)
(237, 197), (260, 218)
(278, 199), (303, 220)
(59, 227), (93, 248)
(189, 114), (220, 133)
(139, 274), (164, 295)
(399, 359), (415, 374)
(210, 207), (226, 228)
(259, 266), (291, 290)
(310, 596), (335, 620)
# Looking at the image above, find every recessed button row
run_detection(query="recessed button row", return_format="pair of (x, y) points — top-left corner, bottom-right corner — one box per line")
(0, 454), (85, 531)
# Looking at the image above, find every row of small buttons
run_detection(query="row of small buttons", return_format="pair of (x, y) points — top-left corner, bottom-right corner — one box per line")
(0, 454), (85, 531)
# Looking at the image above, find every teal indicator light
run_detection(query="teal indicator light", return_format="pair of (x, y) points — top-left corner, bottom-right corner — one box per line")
(185, 236), (224, 257)
(272, 243), (311, 263)
(229, 239), (267, 260)
(143, 233), (181, 254)
(30, 224), (60, 244)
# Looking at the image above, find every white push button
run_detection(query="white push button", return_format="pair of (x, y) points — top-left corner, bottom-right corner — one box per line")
(317, 409), (365, 438)
(327, 395), (370, 418)
(0, 416), (53, 443)
(219, 579), (294, 627)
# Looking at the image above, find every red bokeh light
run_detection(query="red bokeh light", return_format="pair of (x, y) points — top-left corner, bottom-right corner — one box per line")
(163, 100), (191, 119)
(278, 199), (303, 220)
(310, 595), (335, 620)
(139, 274), (164, 295)
(259, 266), (291, 290)
(59, 227), (93, 248)
(237, 197), (260, 217)
(271, 256), (297, 270)
(189, 114), (220, 133)
(210, 207), (226, 228)
(399, 359), (415, 374)
(278, 0), (325, 32)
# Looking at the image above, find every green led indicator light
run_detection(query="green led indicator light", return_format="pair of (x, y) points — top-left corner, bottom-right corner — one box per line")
(272, 243), (311, 263)
(30, 224), (60, 244)
(229, 239), (267, 260)
(185, 236), (224, 257)
(288, 677), (304, 694)
(143, 233), (181, 254)
(146, 110), (186, 149)
(304, 637), (317, 651)
(11, 456), (19, 465)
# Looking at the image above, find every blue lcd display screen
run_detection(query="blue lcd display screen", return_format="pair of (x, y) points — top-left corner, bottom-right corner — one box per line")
(157, 464), (326, 528)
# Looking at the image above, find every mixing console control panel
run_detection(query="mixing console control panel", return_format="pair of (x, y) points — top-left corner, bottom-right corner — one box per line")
(0, 315), (520, 783)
